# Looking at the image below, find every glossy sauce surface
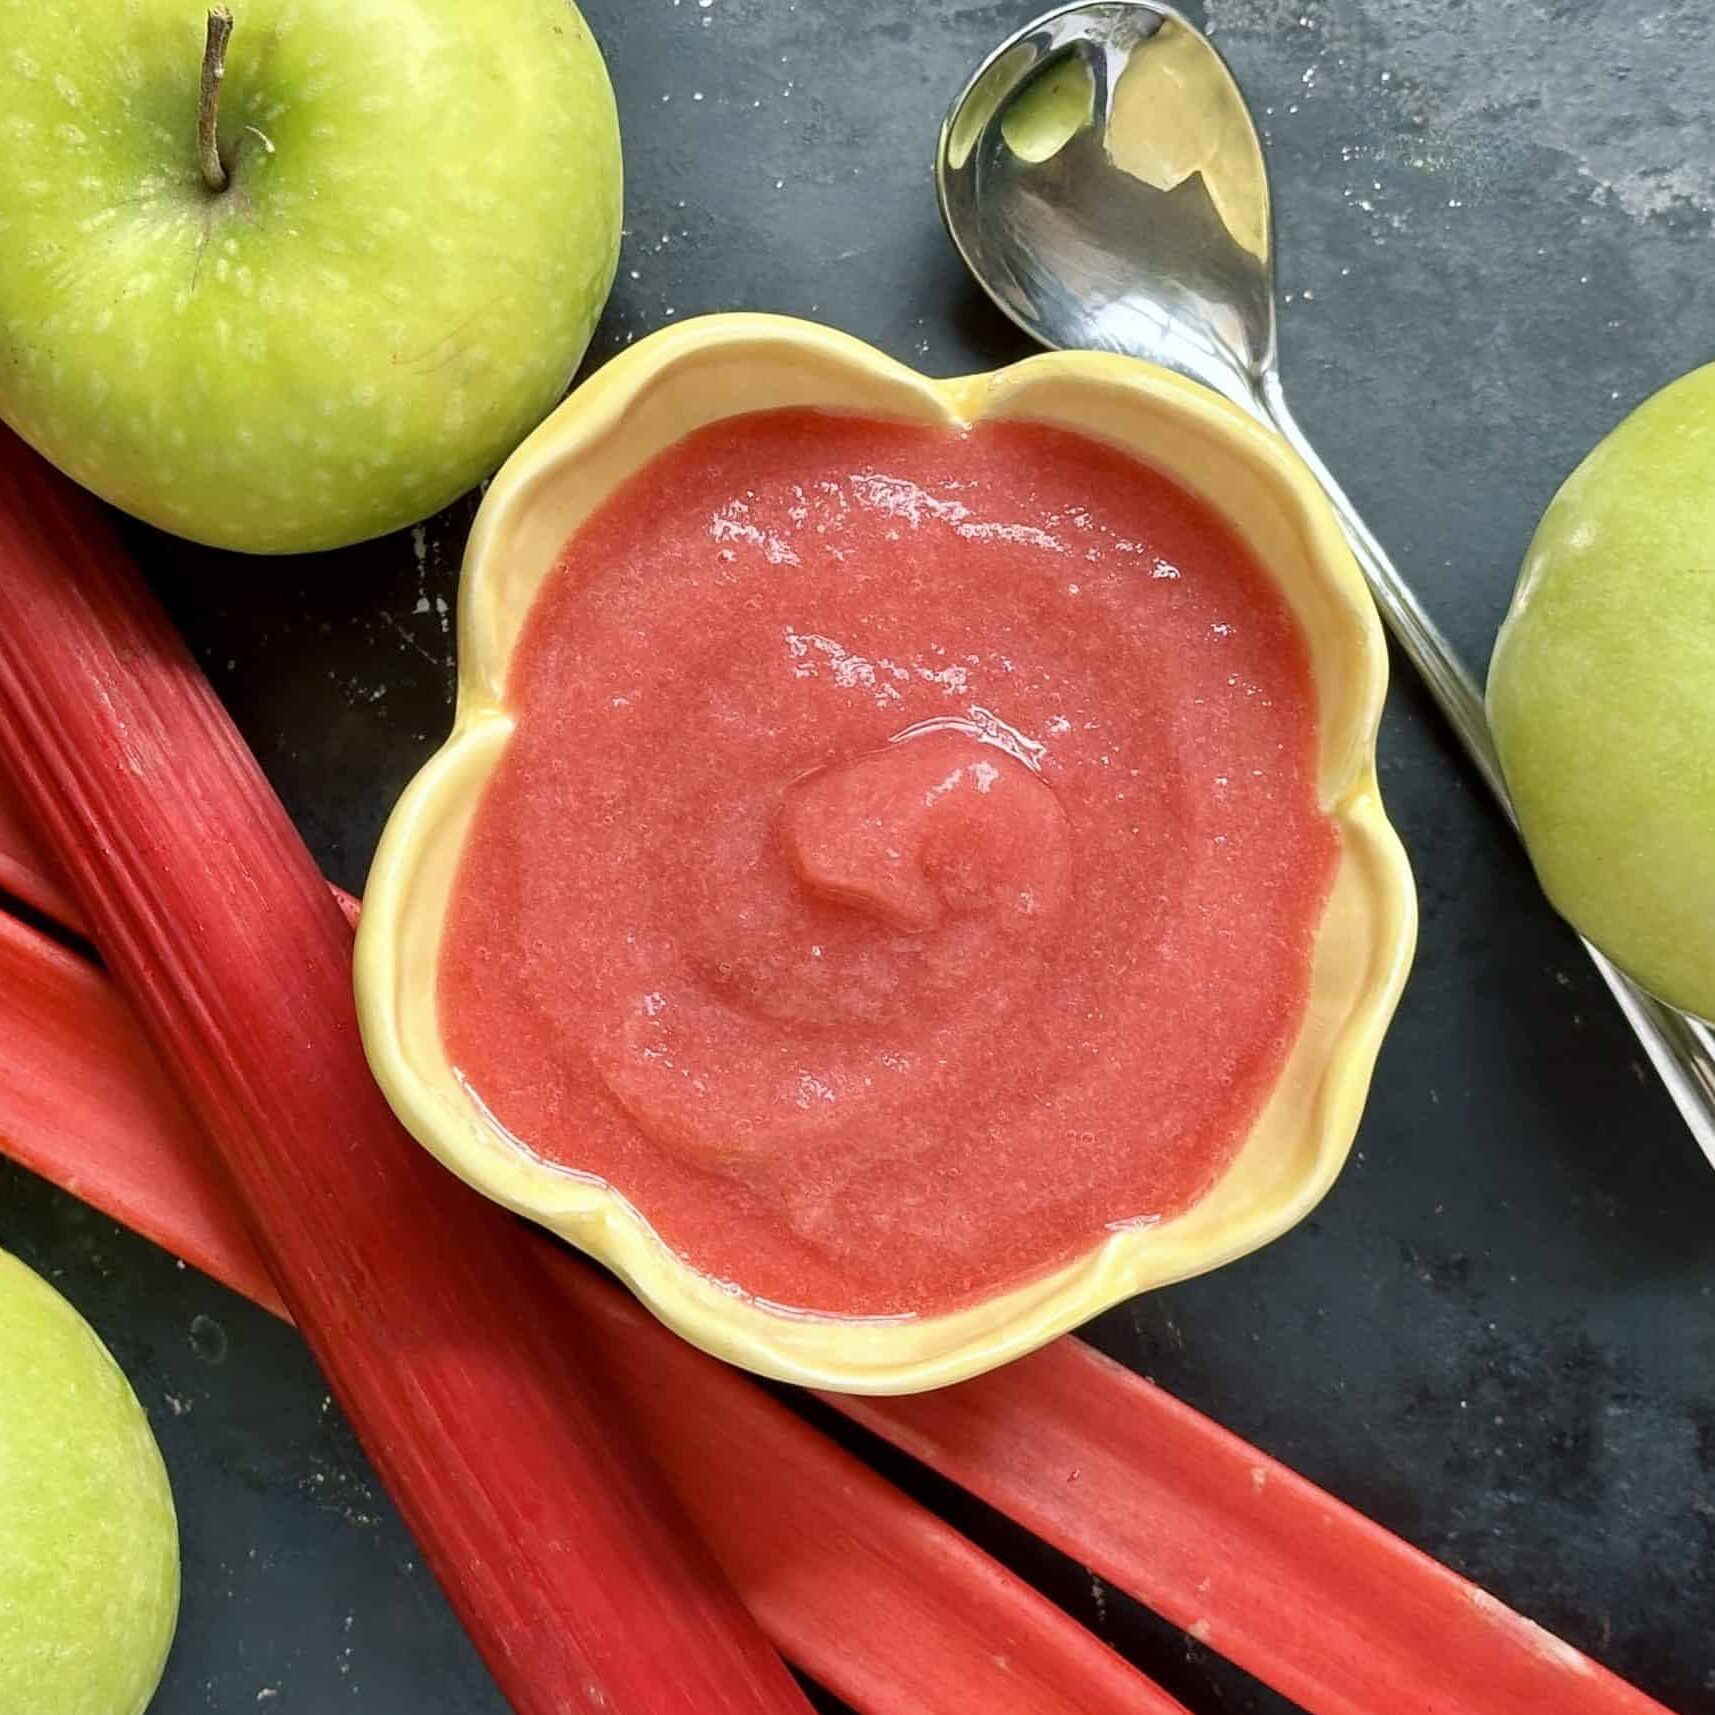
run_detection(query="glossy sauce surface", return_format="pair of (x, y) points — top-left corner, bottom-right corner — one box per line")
(439, 410), (1337, 1316)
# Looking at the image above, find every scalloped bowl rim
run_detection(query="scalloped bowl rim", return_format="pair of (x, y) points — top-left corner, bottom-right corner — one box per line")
(354, 312), (1416, 1394)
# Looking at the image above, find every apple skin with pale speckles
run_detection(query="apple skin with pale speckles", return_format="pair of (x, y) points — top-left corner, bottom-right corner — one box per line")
(0, 1248), (179, 1715)
(1488, 362), (1715, 1023)
(0, 0), (621, 553)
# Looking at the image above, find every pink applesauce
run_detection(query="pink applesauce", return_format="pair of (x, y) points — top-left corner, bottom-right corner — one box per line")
(438, 409), (1337, 1317)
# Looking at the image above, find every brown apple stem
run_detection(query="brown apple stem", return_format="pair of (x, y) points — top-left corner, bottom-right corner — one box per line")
(197, 6), (234, 193)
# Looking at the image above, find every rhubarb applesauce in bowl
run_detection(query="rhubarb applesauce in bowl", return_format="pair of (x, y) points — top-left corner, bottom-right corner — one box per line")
(355, 313), (1415, 1392)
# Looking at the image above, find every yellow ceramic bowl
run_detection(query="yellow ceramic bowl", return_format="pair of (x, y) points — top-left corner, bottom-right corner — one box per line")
(355, 312), (1416, 1394)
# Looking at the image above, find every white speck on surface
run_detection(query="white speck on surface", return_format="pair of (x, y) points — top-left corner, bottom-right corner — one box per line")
(1590, 161), (1713, 220)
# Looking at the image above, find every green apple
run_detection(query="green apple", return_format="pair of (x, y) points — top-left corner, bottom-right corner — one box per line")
(0, 0), (621, 552)
(0, 1247), (179, 1715)
(1488, 362), (1715, 1022)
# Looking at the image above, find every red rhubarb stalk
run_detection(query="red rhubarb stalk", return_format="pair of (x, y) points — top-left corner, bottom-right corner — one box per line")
(0, 905), (1187, 1715)
(0, 772), (79, 931)
(0, 428), (808, 1715)
(844, 1352), (1674, 1715)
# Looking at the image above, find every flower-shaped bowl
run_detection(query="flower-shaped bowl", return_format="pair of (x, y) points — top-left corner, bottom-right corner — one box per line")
(354, 312), (1416, 1393)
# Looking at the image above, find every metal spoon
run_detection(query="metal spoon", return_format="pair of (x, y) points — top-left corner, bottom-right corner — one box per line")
(937, 0), (1715, 1164)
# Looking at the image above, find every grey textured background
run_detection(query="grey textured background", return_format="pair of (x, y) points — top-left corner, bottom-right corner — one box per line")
(3, 1), (1712, 1709)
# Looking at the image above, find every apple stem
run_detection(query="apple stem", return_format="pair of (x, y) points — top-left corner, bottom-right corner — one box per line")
(197, 6), (234, 194)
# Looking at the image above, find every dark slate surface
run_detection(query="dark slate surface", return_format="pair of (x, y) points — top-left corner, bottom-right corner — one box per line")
(4, 1), (1713, 1709)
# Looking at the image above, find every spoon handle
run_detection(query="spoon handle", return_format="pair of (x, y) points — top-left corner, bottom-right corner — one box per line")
(1257, 372), (1715, 1169)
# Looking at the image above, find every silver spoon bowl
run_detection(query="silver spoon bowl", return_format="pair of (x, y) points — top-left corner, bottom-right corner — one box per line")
(938, 0), (1715, 1162)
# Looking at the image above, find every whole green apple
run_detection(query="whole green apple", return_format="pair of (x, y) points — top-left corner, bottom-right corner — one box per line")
(1488, 362), (1715, 1022)
(0, 1247), (179, 1715)
(0, 0), (621, 552)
